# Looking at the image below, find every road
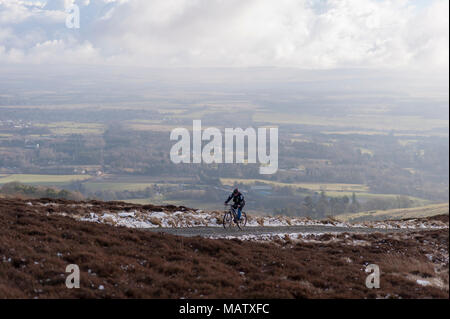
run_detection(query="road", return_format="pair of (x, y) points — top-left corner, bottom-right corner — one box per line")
(146, 225), (406, 237)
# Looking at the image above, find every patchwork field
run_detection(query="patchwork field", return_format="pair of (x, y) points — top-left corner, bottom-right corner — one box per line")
(35, 122), (105, 135)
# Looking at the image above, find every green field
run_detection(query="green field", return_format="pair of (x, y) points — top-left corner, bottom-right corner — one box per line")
(336, 203), (449, 222)
(220, 178), (369, 193)
(322, 191), (429, 203)
(127, 123), (184, 132)
(35, 122), (105, 135)
(253, 112), (448, 135)
(83, 182), (178, 192)
(0, 174), (91, 185)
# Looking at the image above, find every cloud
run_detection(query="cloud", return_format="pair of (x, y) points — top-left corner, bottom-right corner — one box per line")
(0, 0), (448, 71)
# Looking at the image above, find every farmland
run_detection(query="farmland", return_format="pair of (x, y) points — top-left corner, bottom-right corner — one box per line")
(337, 203), (449, 222)
(34, 122), (105, 135)
(253, 112), (448, 136)
(220, 178), (370, 192)
(0, 73), (448, 218)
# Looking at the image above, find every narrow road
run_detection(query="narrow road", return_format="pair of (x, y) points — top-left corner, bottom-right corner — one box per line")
(147, 225), (406, 237)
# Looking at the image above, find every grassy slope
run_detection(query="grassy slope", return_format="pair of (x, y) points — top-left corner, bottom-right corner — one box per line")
(0, 198), (448, 299)
(336, 203), (449, 222)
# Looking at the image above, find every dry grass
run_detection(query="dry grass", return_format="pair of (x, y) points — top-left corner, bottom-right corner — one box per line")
(384, 255), (434, 275)
(148, 217), (162, 227)
(0, 198), (448, 299)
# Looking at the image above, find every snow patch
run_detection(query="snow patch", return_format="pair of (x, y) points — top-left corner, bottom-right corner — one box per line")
(416, 279), (430, 286)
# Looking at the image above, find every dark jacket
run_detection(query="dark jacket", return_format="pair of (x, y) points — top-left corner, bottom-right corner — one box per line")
(225, 192), (245, 208)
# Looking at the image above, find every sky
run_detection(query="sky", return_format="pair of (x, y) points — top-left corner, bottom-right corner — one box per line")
(0, 0), (448, 72)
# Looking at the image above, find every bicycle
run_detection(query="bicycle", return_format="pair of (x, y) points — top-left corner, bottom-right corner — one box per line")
(223, 204), (247, 230)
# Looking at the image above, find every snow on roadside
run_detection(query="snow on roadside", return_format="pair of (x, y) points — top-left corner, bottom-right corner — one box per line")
(65, 210), (357, 229)
(350, 219), (448, 230)
(205, 232), (376, 246)
(70, 209), (223, 228)
(416, 279), (430, 286)
(51, 202), (448, 230)
(206, 232), (329, 242)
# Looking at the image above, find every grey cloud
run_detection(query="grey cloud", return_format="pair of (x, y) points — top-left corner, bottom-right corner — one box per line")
(0, 0), (448, 71)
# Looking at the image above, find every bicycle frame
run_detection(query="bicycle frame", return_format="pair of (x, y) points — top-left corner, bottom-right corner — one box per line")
(223, 204), (246, 229)
(230, 206), (238, 218)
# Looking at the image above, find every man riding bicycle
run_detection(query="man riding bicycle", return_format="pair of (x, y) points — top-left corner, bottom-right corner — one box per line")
(224, 188), (245, 222)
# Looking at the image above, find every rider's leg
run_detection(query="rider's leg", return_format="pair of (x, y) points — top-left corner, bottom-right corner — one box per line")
(231, 206), (239, 222)
(237, 207), (242, 220)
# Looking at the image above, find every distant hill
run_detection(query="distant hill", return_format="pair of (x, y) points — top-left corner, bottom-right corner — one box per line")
(336, 203), (449, 222)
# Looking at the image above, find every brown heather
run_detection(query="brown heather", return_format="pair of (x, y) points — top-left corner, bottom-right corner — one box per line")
(0, 198), (448, 298)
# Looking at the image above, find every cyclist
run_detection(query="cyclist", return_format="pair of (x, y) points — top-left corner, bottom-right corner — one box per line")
(224, 188), (245, 222)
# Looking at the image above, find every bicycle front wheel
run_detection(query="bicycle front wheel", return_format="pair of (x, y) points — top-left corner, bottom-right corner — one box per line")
(236, 212), (247, 230)
(223, 211), (233, 229)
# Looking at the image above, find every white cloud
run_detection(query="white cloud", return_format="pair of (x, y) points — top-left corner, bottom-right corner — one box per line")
(0, 0), (448, 71)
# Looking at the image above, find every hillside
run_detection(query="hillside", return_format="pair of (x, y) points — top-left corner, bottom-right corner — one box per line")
(0, 198), (448, 298)
(336, 203), (449, 222)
